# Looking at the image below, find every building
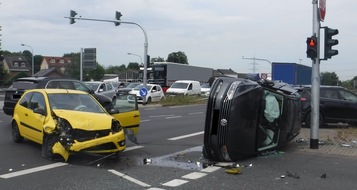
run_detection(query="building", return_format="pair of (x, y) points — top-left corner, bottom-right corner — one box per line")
(2, 55), (31, 77)
(40, 56), (71, 74)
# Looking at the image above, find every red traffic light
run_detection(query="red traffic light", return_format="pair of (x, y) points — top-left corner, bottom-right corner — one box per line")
(306, 36), (317, 59)
(308, 38), (316, 47)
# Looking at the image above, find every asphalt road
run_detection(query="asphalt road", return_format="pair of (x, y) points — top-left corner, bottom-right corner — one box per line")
(1, 101), (357, 189)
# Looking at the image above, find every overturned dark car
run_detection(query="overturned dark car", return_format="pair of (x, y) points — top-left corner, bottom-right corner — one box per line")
(203, 77), (301, 161)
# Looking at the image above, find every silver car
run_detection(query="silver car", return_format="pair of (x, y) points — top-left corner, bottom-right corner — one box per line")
(85, 81), (117, 102)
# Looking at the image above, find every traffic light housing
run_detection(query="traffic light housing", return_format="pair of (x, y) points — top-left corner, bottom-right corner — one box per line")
(0, 51), (4, 62)
(306, 36), (318, 59)
(70, 10), (77, 24)
(115, 11), (122, 26)
(324, 27), (339, 60)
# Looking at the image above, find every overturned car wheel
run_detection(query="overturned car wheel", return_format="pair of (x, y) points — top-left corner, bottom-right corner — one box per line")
(42, 134), (60, 160)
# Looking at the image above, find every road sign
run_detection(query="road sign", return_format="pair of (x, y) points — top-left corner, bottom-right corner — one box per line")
(319, 0), (326, 21)
(83, 48), (97, 69)
(139, 87), (148, 97)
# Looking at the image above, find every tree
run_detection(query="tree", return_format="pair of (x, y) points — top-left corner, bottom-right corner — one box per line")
(106, 64), (126, 74)
(127, 62), (140, 70)
(321, 72), (339, 86)
(64, 52), (81, 79)
(167, 51), (188, 64)
(89, 64), (105, 81)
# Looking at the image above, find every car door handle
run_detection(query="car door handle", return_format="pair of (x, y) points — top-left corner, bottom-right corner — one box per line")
(25, 113), (28, 116)
(134, 114), (139, 118)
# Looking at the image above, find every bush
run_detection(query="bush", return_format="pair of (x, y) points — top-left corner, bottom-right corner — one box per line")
(160, 95), (207, 106)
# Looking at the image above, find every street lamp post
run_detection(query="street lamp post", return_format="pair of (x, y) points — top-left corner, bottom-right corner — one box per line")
(127, 52), (143, 65)
(21, 44), (34, 76)
(242, 56), (272, 73)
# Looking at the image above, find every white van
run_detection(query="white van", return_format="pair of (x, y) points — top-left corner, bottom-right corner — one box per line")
(166, 80), (201, 96)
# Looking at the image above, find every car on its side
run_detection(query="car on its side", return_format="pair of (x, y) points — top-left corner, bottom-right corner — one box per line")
(3, 77), (112, 116)
(116, 82), (140, 96)
(297, 85), (357, 127)
(203, 77), (301, 161)
(129, 84), (165, 103)
(85, 81), (117, 102)
(11, 89), (140, 162)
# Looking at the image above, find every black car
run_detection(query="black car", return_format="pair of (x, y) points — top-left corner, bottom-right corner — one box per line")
(203, 77), (301, 161)
(3, 77), (112, 116)
(298, 85), (357, 127)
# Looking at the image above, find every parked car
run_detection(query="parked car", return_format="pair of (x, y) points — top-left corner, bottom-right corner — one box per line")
(297, 85), (357, 127)
(203, 77), (301, 161)
(117, 82), (140, 96)
(11, 89), (140, 162)
(200, 82), (211, 97)
(85, 81), (117, 102)
(165, 80), (201, 96)
(3, 77), (112, 116)
(129, 84), (165, 103)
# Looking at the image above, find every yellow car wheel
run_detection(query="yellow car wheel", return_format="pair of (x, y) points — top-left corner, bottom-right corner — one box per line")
(12, 121), (24, 143)
(42, 134), (60, 160)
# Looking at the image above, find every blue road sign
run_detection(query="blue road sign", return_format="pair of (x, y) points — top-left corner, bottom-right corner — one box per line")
(139, 87), (148, 97)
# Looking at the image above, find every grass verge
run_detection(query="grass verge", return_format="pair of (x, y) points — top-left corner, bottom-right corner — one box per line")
(159, 95), (208, 106)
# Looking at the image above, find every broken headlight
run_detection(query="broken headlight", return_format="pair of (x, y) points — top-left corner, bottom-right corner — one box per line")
(111, 120), (122, 133)
(57, 118), (74, 146)
(227, 81), (241, 100)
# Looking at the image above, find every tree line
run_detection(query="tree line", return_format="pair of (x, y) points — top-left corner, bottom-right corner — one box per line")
(0, 50), (188, 86)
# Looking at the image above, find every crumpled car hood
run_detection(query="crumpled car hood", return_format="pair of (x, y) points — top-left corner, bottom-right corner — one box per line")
(53, 110), (113, 130)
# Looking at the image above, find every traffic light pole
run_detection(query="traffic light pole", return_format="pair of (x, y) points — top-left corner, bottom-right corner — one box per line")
(310, 0), (320, 149)
(65, 14), (149, 104)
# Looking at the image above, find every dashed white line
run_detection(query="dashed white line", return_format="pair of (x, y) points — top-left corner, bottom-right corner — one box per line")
(162, 179), (189, 187)
(149, 114), (175, 118)
(182, 172), (207, 180)
(124, 145), (144, 152)
(0, 162), (68, 179)
(140, 119), (150, 123)
(108, 169), (151, 188)
(188, 112), (204, 115)
(165, 116), (182, 119)
(167, 131), (204, 141)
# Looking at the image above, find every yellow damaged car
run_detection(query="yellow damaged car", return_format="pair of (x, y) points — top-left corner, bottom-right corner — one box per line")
(11, 89), (140, 162)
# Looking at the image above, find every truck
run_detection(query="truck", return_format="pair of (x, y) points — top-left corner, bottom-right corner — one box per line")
(149, 62), (214, 92)
(271, 62), (312, 85)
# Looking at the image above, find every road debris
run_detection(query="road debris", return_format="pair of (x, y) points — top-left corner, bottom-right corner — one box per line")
(320, 173), (327, 179)
(286, 171), (300, 179)
(225, 167), (241, 175)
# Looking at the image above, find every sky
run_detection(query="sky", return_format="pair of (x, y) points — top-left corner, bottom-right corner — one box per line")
(0, 0), (356, 81)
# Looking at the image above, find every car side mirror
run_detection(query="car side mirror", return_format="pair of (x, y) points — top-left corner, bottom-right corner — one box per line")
(107, 108), (120, 114)
(34, 107), (46, 116)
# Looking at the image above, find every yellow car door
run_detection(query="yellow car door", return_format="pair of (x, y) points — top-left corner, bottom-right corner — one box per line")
(110, 94), (140, 143)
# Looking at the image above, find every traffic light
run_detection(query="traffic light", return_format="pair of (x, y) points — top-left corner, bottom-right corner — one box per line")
(70, 10), (77, 24)
(0, 51), (4, 62)
(324, 27), (339, 60)
(115, 11), (122, 26)
(306, 36), (318, 59)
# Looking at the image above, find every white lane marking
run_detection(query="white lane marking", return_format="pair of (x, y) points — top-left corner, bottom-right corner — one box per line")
(140, 119), (150, 123)
(108, 169), (151, 188)
(165, 116), (182, 119)
(149, 114), (175, 118)
(188, 112), (204, 115)
(181, 172), (207, 180)
(124, 145), (144, 152)
(0, 162), (68, 179)
(162, 179), (189, 187)
(167, 131), (204, 141)
(142, 108), (156, 111)
(201, 166), (221, 173)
